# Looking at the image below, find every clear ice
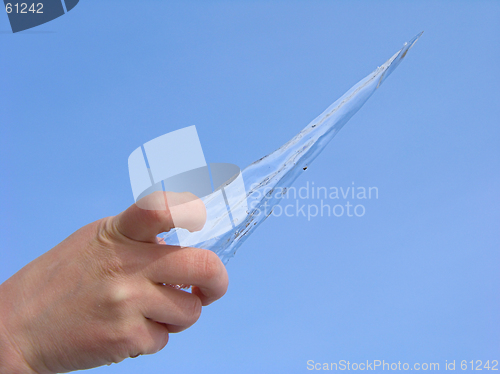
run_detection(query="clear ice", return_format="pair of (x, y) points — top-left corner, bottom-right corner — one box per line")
(159, 32), (423, 264)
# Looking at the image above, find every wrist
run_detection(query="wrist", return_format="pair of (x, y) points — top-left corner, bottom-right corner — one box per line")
(0, 283), (43, 374)
(0, 320), (39, 374)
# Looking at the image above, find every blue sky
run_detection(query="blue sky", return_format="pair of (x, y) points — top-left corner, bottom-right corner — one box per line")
(1, 1), (499, 373)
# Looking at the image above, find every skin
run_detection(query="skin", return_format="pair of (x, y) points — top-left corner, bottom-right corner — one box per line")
(0, 191), (228, 373)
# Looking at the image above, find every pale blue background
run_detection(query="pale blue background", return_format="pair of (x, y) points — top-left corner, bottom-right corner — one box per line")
(1, 1), (499, 373)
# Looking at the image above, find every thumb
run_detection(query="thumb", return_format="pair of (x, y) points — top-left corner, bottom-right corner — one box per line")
(111, 191), (206, 243)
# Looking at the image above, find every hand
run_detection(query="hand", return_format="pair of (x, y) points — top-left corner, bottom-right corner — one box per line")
(0, 191), (228, 373)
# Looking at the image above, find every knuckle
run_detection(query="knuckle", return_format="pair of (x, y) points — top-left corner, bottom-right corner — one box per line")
(106, 283), (136, 308)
